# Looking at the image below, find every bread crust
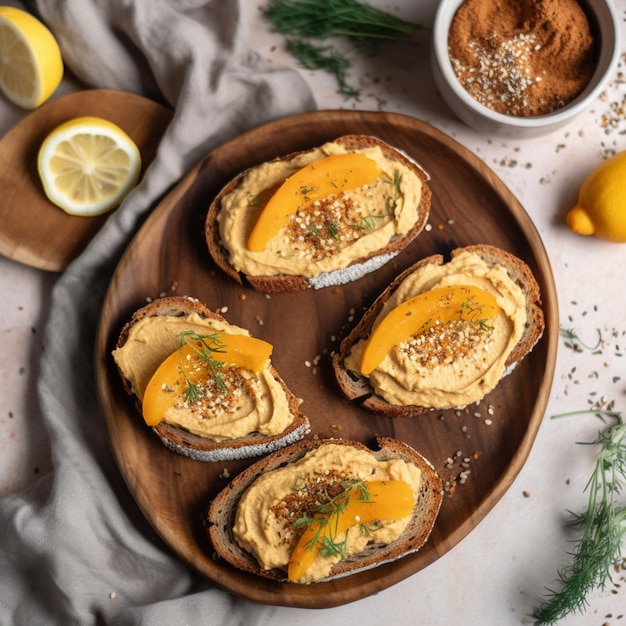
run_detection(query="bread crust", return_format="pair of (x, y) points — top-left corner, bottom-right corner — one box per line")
(113, 296), (310, 462)
(206, 436), (443, 582)
(332, 244), (545, 417)
(205, 135), (432, 293)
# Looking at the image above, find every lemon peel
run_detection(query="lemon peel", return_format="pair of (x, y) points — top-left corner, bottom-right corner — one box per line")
(37, 116), (142, 217)
(0, 6), (63, 109)
(566, 151), (626, 243)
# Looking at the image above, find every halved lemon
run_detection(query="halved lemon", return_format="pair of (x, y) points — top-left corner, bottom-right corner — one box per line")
(0, 6), (63, 109)
(37, 116), (142, 216)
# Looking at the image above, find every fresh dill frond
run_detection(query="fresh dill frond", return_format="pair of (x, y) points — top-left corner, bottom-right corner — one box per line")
(533, 411), (626, 625)
(385, 170), (403, 210)
(178, 331), (228, 401)
(285, 39), (359, 97)
(264, 0), (424, 51)
(263, 0), (425, 98)
(559, 326), (604, 352)
(327, 222), (339, 241)
(305, 223), (323, 238)
(352, 212), (391, 232)
(319, 533), (348, 559)
(294, 480), (370, 556)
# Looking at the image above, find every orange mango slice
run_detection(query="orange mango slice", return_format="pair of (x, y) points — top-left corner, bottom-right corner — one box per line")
(142, 333), (273, 426)
(247, 153), (382, 252)
(360, 285), (500, 376)
(287, 480), (414, 582)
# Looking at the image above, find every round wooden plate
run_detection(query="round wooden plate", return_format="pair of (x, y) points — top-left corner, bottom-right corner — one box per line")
(0, 89), (173, 271)
(95, 110), (558, 608)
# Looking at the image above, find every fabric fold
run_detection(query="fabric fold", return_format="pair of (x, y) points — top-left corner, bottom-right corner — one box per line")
(0, 1), (315, 623)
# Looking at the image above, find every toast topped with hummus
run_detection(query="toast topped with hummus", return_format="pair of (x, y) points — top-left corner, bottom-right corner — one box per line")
(205, 135), (431, 293)
(207, 437), (442, 583)
(332, 244), (545, 416)
(111, 296), (310, 462)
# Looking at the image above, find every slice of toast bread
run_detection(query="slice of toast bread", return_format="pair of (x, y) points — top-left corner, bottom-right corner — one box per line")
(206, 436), (443, 582)
(332, 244), (545, 417)
(205, 135), (432, 293)
(112, 296), (310, 462)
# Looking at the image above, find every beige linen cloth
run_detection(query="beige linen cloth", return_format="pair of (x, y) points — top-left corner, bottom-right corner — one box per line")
(0, 1), (315, 623)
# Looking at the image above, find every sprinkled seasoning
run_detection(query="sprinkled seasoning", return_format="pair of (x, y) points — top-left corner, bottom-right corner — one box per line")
(400, 318), (494, 370)
(448, 0), (597, 117)
(451, 32), (545, 115)
(277, 178), (398, 262)
(441, 448), (480, 495)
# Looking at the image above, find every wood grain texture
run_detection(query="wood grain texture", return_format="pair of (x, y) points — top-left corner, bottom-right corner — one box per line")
(0, 89), (173, 271)
(94, 110), (558, 608)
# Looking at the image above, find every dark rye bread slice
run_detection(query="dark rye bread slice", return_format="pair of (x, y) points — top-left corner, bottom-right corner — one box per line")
(113, 296), (310, 462)
(206, 437), (443, 582)
(205, 134), (432, 293)
(332, 244), (545, 417)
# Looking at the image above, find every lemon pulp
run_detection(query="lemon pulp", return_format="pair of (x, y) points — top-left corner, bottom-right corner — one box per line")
(0, 6), (63, 109)
(37, 116), (142, 216)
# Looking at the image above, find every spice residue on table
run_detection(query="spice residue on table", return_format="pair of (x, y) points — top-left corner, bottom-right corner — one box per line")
(448, 0), (597, 117)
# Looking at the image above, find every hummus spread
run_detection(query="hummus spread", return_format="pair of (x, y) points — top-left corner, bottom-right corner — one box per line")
(233, 443), (422, 583)
(112, 313), (296, 441)
(217, 140), (424, 278)
(344, 250), (527, 407)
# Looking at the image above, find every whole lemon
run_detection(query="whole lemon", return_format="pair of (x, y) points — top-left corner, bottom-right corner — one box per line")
(566, 151), (626, 243)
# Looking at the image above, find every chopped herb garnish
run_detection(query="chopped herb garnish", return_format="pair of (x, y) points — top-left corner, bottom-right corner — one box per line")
(327, 222), (340, 241)
(385, 170), (403, 210)
(305, 221), (341, 243)
(352, 212), (392, 232)
(306, 223), (322, 237)
(299, 183), (317, 196)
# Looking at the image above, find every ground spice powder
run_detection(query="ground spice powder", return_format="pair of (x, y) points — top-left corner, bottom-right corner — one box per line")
(448, 0), (597, 117)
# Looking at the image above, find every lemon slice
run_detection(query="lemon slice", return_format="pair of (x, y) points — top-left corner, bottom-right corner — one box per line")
(37, 116), (142, 216)
(0, 6), (63, 109)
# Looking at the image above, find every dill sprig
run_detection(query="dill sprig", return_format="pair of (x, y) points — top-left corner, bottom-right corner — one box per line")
(533, 410), (626, 624)
(178, 331), (227, 401)
(294, 480), (370, 557)
(352, 212), (392, 232)
(385, 170), (403, 211)
(263, 0), (425, 97)
(264, 0), (423, 50)
(559, 326), (604, 353)
(285, 39), (359, 97)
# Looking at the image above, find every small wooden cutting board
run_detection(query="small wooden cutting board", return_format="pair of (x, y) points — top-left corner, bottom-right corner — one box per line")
(0, 89), (173, 272)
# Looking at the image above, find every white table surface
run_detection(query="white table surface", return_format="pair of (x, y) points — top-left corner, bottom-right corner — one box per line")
(1, 2), (625, 624)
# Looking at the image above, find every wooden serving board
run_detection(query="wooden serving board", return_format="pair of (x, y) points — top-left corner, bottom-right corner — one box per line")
(0, 89), (173, 271)
(95, 110), (558, 608)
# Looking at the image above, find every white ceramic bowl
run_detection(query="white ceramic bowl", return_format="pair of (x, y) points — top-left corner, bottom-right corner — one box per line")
(431, 0), (621, 138)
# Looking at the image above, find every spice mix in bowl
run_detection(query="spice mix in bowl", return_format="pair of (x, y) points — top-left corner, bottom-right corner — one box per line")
(431, 0), (621, 138)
